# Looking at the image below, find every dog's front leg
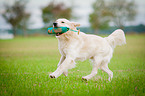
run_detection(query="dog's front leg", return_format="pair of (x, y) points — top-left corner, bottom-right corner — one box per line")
(57, 56), (68, 76)
(50, 57), (73, 78)
(82, 56), (102, 81)
(57, 56), (66, 67)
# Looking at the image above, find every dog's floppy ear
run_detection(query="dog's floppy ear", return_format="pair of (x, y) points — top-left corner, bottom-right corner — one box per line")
(71, 22), (80, 27)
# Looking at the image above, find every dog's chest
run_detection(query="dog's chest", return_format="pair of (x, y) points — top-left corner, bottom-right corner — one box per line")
(58, 41), (68, 54)
(57, 36), (82, 57)
(58, 39), (73, 56)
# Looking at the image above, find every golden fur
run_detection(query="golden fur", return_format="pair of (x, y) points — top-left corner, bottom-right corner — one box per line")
(49, 18), (126, 81)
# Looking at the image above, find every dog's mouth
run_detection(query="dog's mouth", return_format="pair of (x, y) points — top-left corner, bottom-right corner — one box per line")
(56, 33), (63, 36)
(53, 26), (63, 36)
(53, 23), (65, 36)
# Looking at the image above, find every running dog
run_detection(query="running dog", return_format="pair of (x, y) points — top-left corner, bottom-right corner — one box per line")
(49, 18), (126, 81)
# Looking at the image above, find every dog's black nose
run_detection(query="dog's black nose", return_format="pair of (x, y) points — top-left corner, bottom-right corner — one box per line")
(53, 22), (57, 27)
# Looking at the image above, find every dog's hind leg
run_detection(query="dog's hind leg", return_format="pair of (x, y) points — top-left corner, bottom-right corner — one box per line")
(82, 56), (102, 81)
(100, 63), (113, 81)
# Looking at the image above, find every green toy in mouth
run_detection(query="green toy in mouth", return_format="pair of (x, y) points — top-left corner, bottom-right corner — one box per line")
(47, 27), (80, 36)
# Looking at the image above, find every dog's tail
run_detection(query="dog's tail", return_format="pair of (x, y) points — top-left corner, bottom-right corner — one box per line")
(105, 29), (126, 48)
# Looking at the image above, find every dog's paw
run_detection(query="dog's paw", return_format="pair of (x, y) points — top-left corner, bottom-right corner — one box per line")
(49, 74), (55, 78)
(82, 77), (88, 81)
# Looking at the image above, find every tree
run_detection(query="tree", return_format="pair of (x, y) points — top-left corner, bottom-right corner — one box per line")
(19, 12), (30, 37)
(109, 0), (137, 29)
(89, 0), (113, 33)
(89, 0), (137, 32)
(2, 0), (30, 36)
(42, 2), (72, 27)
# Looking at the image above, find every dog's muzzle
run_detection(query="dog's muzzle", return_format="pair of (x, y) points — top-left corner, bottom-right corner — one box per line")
(53, 22), (57, 27)
(53, 22), (63, 36)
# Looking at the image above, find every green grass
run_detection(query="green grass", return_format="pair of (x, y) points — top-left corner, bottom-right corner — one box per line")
(0, 35), (145, 96)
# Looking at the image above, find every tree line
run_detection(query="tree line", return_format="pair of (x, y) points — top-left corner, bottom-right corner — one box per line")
(1, 0), (136, 36)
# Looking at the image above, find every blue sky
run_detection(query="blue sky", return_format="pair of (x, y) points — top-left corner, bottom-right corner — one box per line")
(0, 0), (145, 29)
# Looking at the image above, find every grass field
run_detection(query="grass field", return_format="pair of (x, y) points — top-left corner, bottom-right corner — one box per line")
(0, 34), (145, 96)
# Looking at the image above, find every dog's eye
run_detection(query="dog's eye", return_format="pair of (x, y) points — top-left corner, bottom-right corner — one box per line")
(61, 21), (65, 23)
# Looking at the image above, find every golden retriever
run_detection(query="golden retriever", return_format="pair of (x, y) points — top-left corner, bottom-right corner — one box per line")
(49, 18), (126, 81)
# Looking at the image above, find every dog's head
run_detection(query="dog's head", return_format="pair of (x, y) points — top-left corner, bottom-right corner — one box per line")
(53, 18), (80, 30)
